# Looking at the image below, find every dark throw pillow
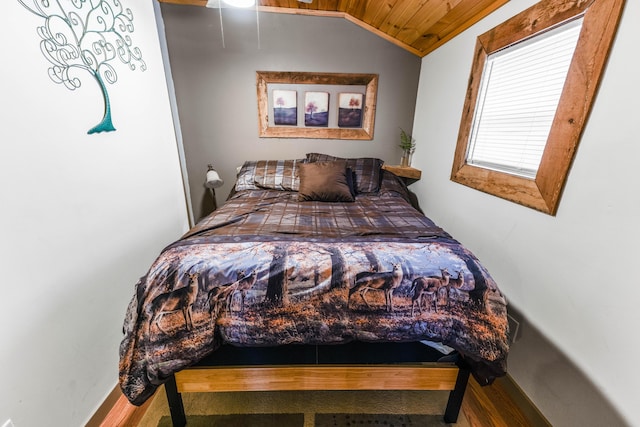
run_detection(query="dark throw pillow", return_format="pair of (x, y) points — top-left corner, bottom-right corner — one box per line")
(305, 153), (383, 194)
(298, 161), (355, 202)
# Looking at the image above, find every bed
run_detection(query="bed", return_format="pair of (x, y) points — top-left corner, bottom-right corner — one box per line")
(119, 153), (509, 426)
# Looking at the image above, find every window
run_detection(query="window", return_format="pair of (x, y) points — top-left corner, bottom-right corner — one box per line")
(451, 0), (624, 215)
(467, 18), (583, 179)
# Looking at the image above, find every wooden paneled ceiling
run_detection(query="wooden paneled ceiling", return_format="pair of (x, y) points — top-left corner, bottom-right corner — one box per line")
(157, 0), (510, 57)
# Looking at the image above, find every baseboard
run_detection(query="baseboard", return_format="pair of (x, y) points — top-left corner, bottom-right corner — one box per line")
(85, 385), (152, 427)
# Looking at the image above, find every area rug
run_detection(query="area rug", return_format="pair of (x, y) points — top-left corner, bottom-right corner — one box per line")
(145, 389), (461, 427)
(158, 413), (450, 426)
(315, 413), (450, 426)
(157, 413), (304, 426)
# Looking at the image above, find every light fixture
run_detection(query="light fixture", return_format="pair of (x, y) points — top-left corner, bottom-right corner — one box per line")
(205, 164), (224, 189)
(222, 0), (255, 7)
(205, 0), (261, 50)
(206, 0), (260, 49)
(205, 164), (224, 212)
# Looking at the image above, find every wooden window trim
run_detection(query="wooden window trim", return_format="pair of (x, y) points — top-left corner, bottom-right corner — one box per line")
(451, 0), (625, 215)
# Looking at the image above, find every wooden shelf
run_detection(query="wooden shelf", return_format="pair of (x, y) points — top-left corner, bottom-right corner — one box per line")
(382, 165), (422, 180)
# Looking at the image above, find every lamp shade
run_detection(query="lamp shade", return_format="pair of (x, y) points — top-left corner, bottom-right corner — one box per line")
(205, 166), (224, 189)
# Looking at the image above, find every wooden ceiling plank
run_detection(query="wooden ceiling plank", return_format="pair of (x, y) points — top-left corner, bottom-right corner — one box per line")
(337, 0), (358, 13)
(336, 0), (350, 12)
(395, 0), (465, 45)
(286, 0), (300, 9)
(342, 13), (424, 56)
(258, 3), (423, 57)
(316, 0), (340, 11)
(359, 0), (386, 24)
(344, 0), (371, 21)
(413, 0), (509, 55)
(366, 0), (400, 28)
(377, 0), (425, 38)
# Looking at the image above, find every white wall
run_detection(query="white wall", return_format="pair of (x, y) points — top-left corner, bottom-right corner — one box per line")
(0, 1), (189, 425)
(412, 1), (638, 425)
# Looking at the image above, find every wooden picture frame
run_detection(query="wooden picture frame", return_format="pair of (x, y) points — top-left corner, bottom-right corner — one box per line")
(257, 71), (378, 140)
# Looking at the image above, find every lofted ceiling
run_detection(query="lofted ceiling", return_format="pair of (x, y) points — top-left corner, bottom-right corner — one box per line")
(157, 0), (510, 57)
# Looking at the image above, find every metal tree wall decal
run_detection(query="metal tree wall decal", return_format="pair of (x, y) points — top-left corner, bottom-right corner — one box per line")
(18, 0), (146, 134)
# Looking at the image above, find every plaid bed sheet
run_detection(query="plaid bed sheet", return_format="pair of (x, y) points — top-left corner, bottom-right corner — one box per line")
(188, 171), (441, 241)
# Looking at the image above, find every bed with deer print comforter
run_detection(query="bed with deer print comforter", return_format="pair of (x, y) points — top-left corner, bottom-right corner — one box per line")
(119, 158), (509, 406)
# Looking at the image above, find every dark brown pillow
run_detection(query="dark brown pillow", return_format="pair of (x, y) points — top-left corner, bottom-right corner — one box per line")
(298, 161), (355, 202)
(305, 153), (383, 194)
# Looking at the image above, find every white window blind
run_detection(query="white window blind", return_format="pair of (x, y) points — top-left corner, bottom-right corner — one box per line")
(466, 17), (584, 179)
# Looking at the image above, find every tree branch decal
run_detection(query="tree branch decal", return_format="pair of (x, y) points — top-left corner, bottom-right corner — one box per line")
(18, 0), (146, 134)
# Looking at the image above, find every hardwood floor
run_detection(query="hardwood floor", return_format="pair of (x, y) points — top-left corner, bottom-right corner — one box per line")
(91, 390), (151, 427)
(462, 376), (551, 427)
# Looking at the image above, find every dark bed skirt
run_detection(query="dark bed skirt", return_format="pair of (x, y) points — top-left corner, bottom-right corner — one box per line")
(195, 340), (453, 366)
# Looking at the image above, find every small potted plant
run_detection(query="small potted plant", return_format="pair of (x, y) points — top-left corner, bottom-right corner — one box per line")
(399, 128), (416, 167)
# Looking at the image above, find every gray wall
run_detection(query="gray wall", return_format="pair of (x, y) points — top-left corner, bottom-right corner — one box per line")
(160, 4), (421, 221)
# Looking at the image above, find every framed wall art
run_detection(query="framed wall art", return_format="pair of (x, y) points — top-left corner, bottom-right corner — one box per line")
(304, 91), (329, 127)
(338, 93), (364, 128)
(273, 90), (298, 125)
(256, 71), (378, 140)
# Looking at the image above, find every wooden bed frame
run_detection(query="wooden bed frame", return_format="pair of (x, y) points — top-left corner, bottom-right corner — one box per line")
(163, 341), (471, 426)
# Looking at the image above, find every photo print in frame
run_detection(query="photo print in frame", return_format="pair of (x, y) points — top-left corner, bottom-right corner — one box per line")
(338, 93), (364, 128)
(304, 92), (329, 127)
(273, 89), (297, 125)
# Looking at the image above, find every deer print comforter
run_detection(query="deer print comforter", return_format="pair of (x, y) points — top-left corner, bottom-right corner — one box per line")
(119, 172), (509, 405)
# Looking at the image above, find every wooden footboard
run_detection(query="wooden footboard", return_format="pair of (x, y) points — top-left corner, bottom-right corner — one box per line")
(175, 364), (459, 392)
(165, 362), (470, 427)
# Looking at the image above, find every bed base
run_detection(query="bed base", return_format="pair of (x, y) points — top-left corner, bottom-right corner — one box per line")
(163, 342), (470, 426)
